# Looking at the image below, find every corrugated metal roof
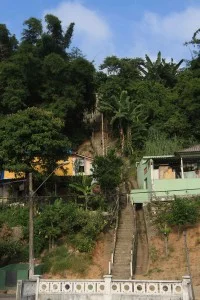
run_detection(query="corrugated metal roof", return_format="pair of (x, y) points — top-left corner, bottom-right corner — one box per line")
(143, 155), (175, 159)
(178, 145), (200, 153)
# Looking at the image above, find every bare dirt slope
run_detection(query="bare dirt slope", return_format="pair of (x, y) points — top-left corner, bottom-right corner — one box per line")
(86, 231), (113, 278)
(136, 224), (200, 298)
(43, 230), (113, 280)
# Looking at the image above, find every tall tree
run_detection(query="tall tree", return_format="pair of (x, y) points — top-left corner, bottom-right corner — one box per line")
(0, 24), (18, 61)
(45, 14), (63, 46)
(22, 18), (42, 44)
(0, 107), (70, 173)
(64, 23), (75, 49)
(99, 90), (145, 154)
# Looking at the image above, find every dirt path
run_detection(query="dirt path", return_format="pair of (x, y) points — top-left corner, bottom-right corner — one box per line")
(135, 208), (148, 276)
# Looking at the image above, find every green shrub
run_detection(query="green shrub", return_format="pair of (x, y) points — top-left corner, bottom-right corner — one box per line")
(0, 240), (21, 260)
(18, 245), (29, 261)
(92, 150), (123, 193)
(0, 200), (105, 261)
(72, 233), (94, 252)
(42, 246), (91, 274)
(0, 206), (29, 228)
(168, 198), (199, 228)
(82, 212), (104, 238)
(149, 246), (159, 263)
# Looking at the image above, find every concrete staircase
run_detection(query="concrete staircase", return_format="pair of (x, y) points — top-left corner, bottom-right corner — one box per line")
(112, 202), (135, 279)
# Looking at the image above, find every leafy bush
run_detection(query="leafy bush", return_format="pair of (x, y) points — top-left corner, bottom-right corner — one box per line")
(0, 206), (29, 228)
(168, 198), (199, 228)
(0, 240), (21, 260)
(152, 198), (200, 234)
(0, 199), (105, 262)
(42, 246), (91, 274)
(92, 150), (123, 193)
(87, 194), (106, 211)
(71, 211), (104, 252)
(82, 212), (105, 238)
(72, 233), (94, 252)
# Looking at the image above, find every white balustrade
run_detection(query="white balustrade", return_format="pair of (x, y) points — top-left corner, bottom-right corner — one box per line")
(38, 278), (184, 296)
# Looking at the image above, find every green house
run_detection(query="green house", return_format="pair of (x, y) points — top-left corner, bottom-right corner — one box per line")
(130, 145), (200, 203)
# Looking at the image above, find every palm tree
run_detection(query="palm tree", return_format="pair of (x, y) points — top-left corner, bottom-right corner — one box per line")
(139, 51), (184, 87)
(99, 91), (145, 154)
(125, 99), (146, 154)
(99, 91), (128, 153)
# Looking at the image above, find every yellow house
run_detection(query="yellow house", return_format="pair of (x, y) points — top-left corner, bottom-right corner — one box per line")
(0, 154), (93, 200)
(55, 153), (93, 176)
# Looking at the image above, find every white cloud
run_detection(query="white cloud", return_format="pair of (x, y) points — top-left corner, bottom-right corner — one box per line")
(143, 7), (200, 41)
(130, 6), (200, 61)
(43, 1), (114, 65)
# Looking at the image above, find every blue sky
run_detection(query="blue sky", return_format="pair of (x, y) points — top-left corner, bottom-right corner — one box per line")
(1, 0), (200, 66)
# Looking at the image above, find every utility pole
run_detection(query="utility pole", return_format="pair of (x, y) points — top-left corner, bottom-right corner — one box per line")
(101, 113), (105, 156)
(183, 230), (195, 300)
(29, 172), (34, 279)
(28, 162), (68, 279)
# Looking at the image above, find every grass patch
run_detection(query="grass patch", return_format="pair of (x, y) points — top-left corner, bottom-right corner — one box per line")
(149, 246), (159, 263)
(144, 268), (163, 276)
(42, 245), (92, 275)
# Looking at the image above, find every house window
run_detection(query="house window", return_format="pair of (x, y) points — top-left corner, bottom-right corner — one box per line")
(79, 165), (84, 173)
(144, 178), (148, 189)
(74, 158), (85, 174)
(78, 159), (85, 173)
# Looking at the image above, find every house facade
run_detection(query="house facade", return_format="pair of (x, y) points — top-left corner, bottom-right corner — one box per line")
(55, 153), (93, 176)
(0, 154), (93, 200)
(0, 171), (25, 200)
(130, 145), (200, 203)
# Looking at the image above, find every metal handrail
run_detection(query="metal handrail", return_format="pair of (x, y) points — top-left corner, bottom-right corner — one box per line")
(130, 202), (138, 279)
(108, 193), (120, 274)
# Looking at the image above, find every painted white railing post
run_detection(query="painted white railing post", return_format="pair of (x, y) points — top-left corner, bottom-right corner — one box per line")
(111, 253), (114, 264)
(33, 275), (40, 300)
(104, 275), (112, 299)
(182, 276), (192, 300)
(16, 280), (22, 300)
(108, 261), (111, 275)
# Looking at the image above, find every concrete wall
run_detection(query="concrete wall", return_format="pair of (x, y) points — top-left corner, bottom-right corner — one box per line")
(153, 178), (200, 198)
(130, 189), (149, 204)
(137, 159), (152, 190)
(133, 159), (152, 203)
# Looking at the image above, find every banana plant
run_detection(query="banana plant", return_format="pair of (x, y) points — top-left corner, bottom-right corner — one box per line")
(69, 176), (93, 211)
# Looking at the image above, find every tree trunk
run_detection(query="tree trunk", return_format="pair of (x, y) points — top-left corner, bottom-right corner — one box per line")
(126, 125), (132, 154)
(164, 236), (168, 256)
(120, 126), (125, 155)
(85, 196), (88, 211)
(49, 237), (51, 251)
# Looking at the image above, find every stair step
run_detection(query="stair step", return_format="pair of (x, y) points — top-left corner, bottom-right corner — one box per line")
(115, 247), (132, 251)
(113, 265), (130, 269)
(112, 203), (135, 279)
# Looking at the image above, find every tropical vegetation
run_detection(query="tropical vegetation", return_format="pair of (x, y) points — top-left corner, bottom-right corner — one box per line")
(1, 13), (200, 271)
